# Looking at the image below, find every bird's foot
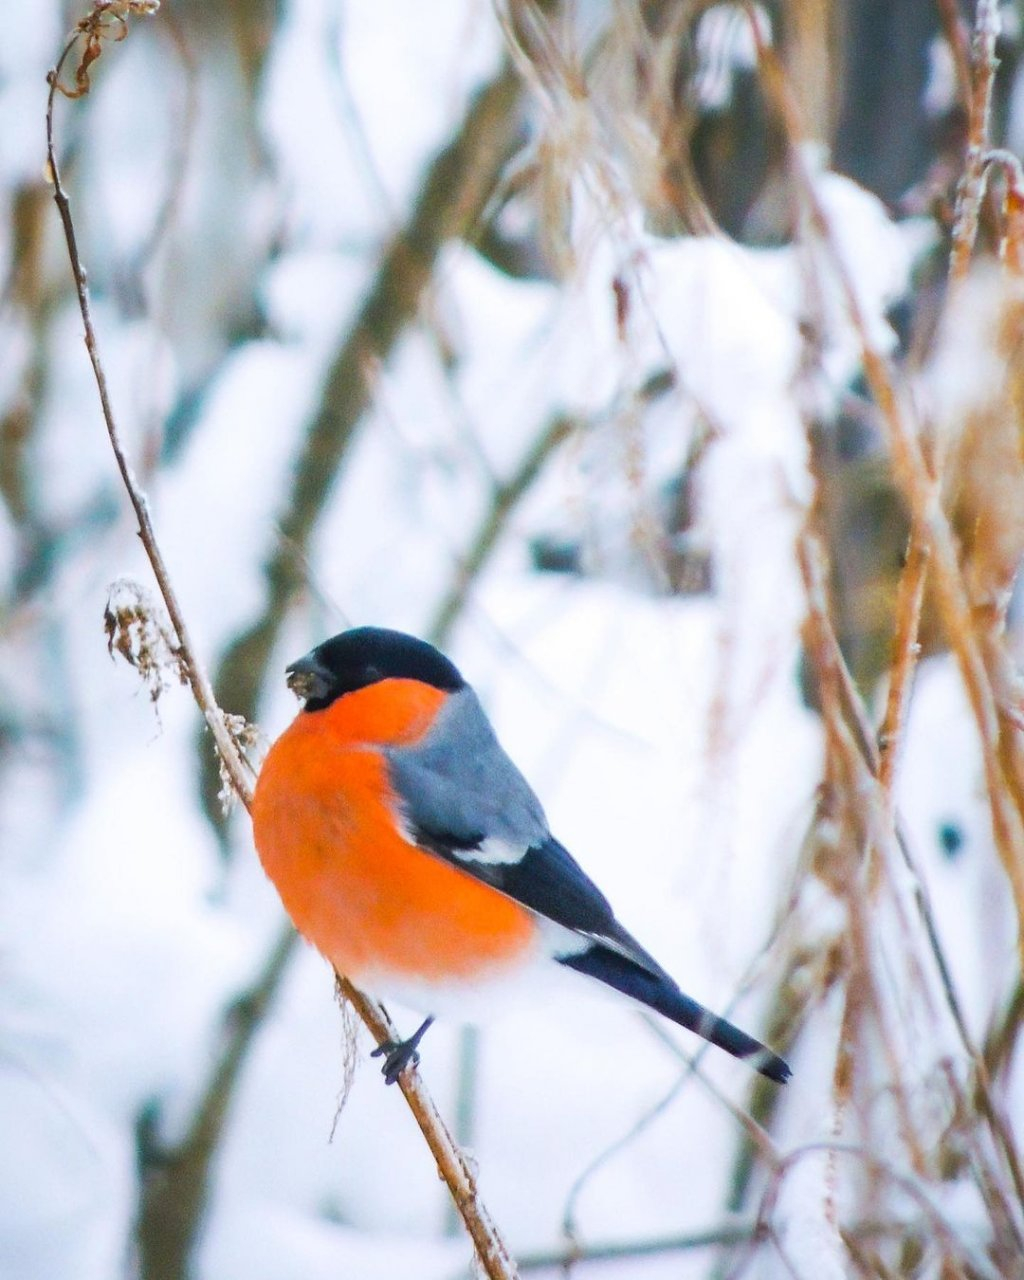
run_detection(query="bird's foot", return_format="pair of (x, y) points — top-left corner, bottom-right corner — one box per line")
(372, 1038), (420, 1085)
(371, 1015), (434, 1085)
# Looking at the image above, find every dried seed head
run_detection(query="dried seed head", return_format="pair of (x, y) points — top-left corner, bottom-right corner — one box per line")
(103, 577), (186, 707)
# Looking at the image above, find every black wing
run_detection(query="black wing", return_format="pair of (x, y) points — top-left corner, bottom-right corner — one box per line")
(385, 687), (664, 975)
(386, 687), (792, 1084)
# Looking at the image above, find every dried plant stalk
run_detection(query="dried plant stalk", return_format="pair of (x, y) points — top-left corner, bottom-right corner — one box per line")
(45, 8), (519, 1278)
(748, 3), (1024, 966)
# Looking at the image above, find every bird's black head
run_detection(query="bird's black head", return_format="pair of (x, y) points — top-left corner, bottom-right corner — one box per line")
(285, 627), (465, 712)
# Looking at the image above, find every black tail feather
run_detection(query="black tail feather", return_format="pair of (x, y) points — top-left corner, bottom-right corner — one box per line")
(558, 944), (791, 1084)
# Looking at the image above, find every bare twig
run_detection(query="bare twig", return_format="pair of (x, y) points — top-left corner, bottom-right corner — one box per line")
(799, 522), (1024, 1238)
(517, 1213), (942, 1274)
(984, 148), (1024, 271)
(138, 925), (297, 1280)
(799, 532), (934, 1178)
(517, 1218), (759, 1271)
(876, 537), (929, 800)
(745, 7), (1024, 1257)
(756, 1141), (1004, 1280)
(51, 1), (159, 100)
(797, 532), (881, 776)
(934, 0), (973, 112)
(337, 978), (519, 1279)
(559, 1038), (695, 1244)
(896, 824), (1024, 1225)
(46, 14), (253, 810)
(45, 11), (519, 1278)
(948, 0), (1001, 284)
(985, 977), (1024, 1080)
(877, 7), (1006, 814)
(748, 1), (1024, 966)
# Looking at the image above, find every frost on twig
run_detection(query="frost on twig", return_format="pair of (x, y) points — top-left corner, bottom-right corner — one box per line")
(216, 712), (265, 816)
(103, 576), (187, 708)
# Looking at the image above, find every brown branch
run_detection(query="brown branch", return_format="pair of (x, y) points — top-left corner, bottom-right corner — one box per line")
(517, 1214), (940, 1274)
(45, 16), (253, 812)
(46, 12), (519, 1279)
(894, 823), (1024, 1225)
(518, 1219), (760, 1271)
(984, 147), (1024, 271)
(338, 979), (519, 1279)
(798, 531), (934, 1178)
(879, 5), (1004, 808)
(756, 1141), (1004, 1280)
(934, 0), (974, 113)
(748, 2), (1024, 968)
(745, 9), (1024, 1248)
(948, 0), (1001, 285)
(876, 537), (929, 800)
(559, 1026), (697, 1243)
(138, 925), (297, 1280)
(798, 523), (1024, 1239)
(201, 55), (528, 831)
(985, 976), (1024, 1080)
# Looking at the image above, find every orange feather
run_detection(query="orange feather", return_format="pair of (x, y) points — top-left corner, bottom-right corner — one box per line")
(252, 679), (537, 986)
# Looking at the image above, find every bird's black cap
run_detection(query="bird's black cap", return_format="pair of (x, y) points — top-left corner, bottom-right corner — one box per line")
(286, 627), (464, 712)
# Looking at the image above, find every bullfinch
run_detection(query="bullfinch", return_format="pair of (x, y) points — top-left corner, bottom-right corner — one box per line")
(252, 626), (791, 1086)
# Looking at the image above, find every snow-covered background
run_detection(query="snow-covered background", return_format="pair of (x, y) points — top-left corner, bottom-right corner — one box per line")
(2, 2), (1024, 1277)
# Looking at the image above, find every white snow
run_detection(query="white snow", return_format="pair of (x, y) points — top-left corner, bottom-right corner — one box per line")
(0, 3), (1009, 1279)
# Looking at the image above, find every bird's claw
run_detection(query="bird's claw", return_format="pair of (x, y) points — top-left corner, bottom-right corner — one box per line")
(371, 1037), (421, 1085)
(370, 1015), (434, 1085)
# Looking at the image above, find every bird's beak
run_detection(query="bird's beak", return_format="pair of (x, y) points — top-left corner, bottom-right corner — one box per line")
(285, 651), (332, 705)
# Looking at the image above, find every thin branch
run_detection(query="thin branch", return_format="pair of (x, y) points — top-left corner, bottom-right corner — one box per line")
(516, 1214), (937, 1274)
(45, 12), (519, 1279)
(45, 13), (253, 811)
(948, 0), (1001, 285)
(876, 537), (929, 800)
(797, 531), (880, 776)
(748, 0), (1024, 968)
(878, 6), (1003, 812)
(517, 1219), (759, 1271)
(337, 979), (519, 1279)
(559, 1035), (695, 1243)
(985, 976), (1024, 1080)
(138, 925), (297, 1280)
(754, 8), (1024, 1243)
(798, 520), (1024, 1234)
(933, 0), (973, 113)
(756, 1141), (1004, 1280)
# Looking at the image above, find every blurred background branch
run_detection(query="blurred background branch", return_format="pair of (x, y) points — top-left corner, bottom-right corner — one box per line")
(44, 11), (519, 1277)
(7, 0), (1024, 1277)
(200, 54), (530, 835)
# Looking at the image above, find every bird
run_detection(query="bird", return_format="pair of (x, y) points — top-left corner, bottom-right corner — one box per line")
(252, 626), (791, 1086)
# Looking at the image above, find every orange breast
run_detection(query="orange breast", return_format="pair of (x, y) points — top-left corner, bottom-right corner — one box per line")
(251, 679), (537, 987)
